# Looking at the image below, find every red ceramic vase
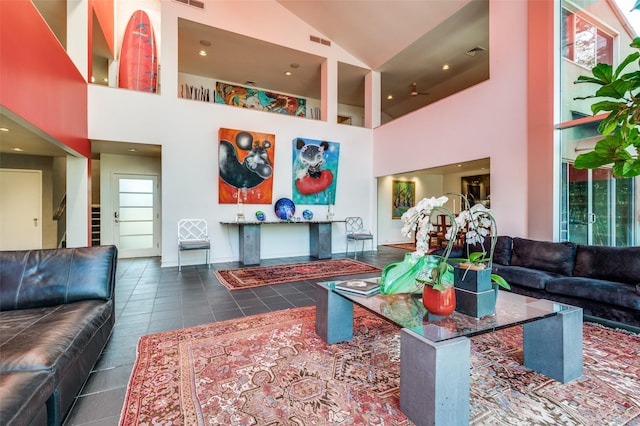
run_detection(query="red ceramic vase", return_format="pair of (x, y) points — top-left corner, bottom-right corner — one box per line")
(422, 285), (456, 316)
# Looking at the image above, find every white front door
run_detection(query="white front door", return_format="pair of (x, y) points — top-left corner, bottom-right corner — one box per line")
(113, 174), (160, 258)
(0, 169), (42, 250)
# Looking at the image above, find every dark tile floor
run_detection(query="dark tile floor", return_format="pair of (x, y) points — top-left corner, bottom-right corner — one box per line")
(62, 246), (407, 425)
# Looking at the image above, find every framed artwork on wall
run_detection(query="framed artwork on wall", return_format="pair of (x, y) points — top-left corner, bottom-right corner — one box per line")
(218, 128), (275, 204)
(392, 180), (415, 219)
(292, 138), (340, 205)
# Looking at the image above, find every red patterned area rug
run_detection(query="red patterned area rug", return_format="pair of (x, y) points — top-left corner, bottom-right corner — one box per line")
(213, 259), (381, 290)
(119, 307), (640, 426)
(383, 242), (416, 251)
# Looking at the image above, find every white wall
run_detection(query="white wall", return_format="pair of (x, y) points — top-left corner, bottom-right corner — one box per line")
(89, 1), (375, 266)
(372, 0), (529, 239)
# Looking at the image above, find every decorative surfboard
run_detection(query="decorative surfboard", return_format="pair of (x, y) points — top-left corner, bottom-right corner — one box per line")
(118, 10), (158, 92)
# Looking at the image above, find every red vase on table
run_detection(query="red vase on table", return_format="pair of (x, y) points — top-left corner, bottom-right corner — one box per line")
(422, 285), (456, 316)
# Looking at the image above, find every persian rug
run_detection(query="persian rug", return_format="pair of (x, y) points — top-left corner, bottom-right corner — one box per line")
(213, 259), (381, 290)
(383, 242), (416, 251)
(120, 306), (640, 426)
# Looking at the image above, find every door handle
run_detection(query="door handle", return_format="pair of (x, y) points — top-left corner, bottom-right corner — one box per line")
(33, 218), (38, 227)
(114, 211), (119, 223)
(588, 213), (597, 224)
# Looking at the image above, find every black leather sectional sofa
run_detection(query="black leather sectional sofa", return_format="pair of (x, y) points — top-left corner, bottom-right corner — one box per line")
(0, 245), (117, 425)
(453, 236), (640, 330)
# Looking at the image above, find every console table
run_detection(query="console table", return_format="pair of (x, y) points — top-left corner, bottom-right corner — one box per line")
(220, 220), (342, 265)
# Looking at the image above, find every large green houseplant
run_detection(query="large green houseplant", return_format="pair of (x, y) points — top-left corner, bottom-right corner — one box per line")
(573, 36), (640, 177)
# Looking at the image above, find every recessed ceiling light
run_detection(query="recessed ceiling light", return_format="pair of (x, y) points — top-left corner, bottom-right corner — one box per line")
(245, 80), (256, 86)
(457, 164), (463, 167)
(198, 50), (207, 56)
(442, 64), (450, 70)
(103, 78), (108, 82)
(0, 127), (9, 132)
(199, 40), (211, 46)
(285, 71), (292, 76)
(12, 147), (24, 152)
(387, 94), (393, 100)
(128, 148), (137, 152)
(290, 63), (300, 69)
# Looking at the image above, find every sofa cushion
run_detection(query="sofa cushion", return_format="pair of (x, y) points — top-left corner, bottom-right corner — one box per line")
(492, 236), (513, 266)
(546, 277), (640, 311)
(492, 264), (565, 290)
(510, 238), (576, 276)
(0, 300), (113, 380)
(573, 245), (640, 285)
(0, 370), (54, 426)
(0, 245), (117, 311)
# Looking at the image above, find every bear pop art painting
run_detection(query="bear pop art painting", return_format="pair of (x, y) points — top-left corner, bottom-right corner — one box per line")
(292, 138), (339, 205)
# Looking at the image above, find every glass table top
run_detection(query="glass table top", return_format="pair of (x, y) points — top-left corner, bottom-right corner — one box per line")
(319, 279), (574, 343)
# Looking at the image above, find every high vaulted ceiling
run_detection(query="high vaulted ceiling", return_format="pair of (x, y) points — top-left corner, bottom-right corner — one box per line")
(1, 0), (489, 158)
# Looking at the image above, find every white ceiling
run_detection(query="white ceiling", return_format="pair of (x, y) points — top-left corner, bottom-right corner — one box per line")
(1, 0), (489, 159)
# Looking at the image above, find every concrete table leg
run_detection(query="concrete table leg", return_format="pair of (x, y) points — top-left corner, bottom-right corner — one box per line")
(239, 223), (261, 266)
(315, 285), (353, 344)
(523, 307), (583, 383)
(310, 222), (332, 259)
(400, 329), (470, 426)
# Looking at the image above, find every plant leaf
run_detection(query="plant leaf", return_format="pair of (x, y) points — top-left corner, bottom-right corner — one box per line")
(613, 51), (640, 79)
(574, 151), (613, 169)
(491, 274), (510, 290)
(591, 63), (613, 83)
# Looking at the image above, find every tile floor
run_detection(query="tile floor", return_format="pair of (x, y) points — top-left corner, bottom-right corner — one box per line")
(62, 246), (406, 425)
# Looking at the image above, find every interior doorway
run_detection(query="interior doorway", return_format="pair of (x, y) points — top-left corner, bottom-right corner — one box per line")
(112, 173), (160, 258)
(0, 168), (42, 250)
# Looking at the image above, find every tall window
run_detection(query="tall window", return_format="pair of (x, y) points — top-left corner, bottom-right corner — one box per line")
(562, 8), (614, 68)
(558, 1), (638, 247)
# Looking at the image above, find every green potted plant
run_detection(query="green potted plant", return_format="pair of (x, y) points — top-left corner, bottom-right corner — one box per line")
(443, 198), (510, 317)
(572, 36), (640, 177)
(446, 197), (510, 292)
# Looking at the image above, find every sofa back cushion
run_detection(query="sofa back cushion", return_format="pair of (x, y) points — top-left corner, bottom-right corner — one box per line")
(0, 245), (117, 311)
(574, 245), (640, 284)
(459, 235), (513, 266)
(510, 238), (576, 276)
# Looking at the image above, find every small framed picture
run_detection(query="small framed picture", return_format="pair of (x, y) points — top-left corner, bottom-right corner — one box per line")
(392, 180), (415, 219)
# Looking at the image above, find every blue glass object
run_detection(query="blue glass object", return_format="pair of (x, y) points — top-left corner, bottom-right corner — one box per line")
(274, 198), (296, 220)
(255, 211), (266, 221)
(302, 209), (313, 220)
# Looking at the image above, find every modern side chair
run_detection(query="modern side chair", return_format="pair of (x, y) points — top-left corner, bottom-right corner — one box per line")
(345, 216), (374, 259)
(177, 219), (211, 271)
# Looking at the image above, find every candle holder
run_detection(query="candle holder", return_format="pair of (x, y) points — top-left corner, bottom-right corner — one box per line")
(235, 188), (246, 222)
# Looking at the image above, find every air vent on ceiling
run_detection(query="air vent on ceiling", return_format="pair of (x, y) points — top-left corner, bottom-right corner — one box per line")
(310, 35), (331, 46)
(465, 46), (486, 57)
(173, 0), (204, 9)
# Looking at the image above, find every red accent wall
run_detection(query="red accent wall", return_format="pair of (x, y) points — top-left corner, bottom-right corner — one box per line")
(92, 0), (115, 56)
(0, 0), (89, 158)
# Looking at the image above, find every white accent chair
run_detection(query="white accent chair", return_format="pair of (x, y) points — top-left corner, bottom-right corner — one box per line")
(178, 219), (211, 271)
(345, 217), (374, 259)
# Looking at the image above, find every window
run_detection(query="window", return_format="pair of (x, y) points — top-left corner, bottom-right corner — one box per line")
(562, 9), (613, 68)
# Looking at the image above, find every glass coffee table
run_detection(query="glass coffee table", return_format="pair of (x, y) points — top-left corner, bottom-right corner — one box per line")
(315, 280), (583, 426)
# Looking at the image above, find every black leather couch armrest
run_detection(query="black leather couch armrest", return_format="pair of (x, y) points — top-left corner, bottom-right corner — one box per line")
(0, 245), (117, 310)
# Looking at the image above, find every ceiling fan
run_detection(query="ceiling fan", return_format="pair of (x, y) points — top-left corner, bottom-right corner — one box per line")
(410, 82), (429, 96)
